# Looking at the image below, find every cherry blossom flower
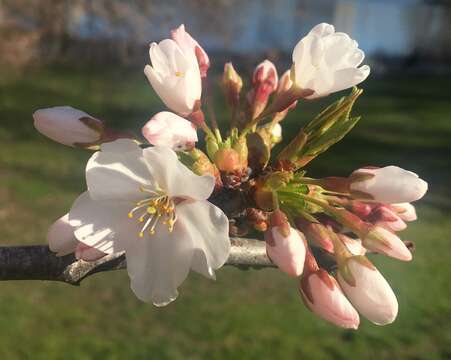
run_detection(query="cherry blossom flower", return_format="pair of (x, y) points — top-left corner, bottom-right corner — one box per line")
(291, 23), (370, 99)
(68, 139), (230, 306)
(144, 39), (201, 115)
(142, 111), (198, 150)
(171, 24), (210, 77)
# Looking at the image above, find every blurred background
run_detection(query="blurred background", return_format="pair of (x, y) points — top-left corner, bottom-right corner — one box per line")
(0, 0), (450, 359)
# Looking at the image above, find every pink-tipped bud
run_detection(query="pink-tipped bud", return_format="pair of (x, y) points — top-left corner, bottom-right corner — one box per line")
(142, 111), (198, 151)
(338, 234), (366, 256)
(337, 256), (398, 325)
(265, 210), (306, 277)
(367, 205), (407, 232)
(390, 203), (417, 222)
(75, 242), (107, 262)
(349, 201), (373, 217)
(363, 226), (412, 261)
(276, 70), (298, 110)
(295, 217), (334, 253)
(248, 60), (278, 119)
(33, 106), (104, 147)
(350, 166), (428, 204)
(222, 62), (243, 108)
(171, 24), (210, 77)
(300, 268), (360, 329)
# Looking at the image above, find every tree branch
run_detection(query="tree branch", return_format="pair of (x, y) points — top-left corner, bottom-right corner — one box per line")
(0, 238), (274, 285)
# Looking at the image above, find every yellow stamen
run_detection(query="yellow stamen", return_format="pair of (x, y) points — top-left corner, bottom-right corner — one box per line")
(128, 186), (177, 238)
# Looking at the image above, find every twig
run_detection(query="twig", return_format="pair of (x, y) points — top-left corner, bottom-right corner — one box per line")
(0, 238), (274, 285)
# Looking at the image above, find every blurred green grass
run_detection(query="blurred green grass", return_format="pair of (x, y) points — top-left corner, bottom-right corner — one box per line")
(0, 66), (450, 359)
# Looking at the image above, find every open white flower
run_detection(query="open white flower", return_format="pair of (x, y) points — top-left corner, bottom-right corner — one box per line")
(144, 39), (201, 115)
(68, 139), (230, 306)
(292, 23), (370, 99)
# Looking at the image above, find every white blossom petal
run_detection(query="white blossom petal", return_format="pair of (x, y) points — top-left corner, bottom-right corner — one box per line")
(69, 192), (135, 254)
(86, 140), (155, 201)
(142, 146), (214, 200)
(125, 223), (194, 306)
(47, 213), (78, 256)
(176, 200), (231, 279)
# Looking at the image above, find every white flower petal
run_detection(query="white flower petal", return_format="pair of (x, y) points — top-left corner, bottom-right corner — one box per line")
(330, 65), (370, 93)
(86, 140), (155, 201)
(69, 192), (136, 254)
(47, 213), (78, 256)
(142, 146), (215, 200)
(125, 223), (194, 306)
(175, 200), (231, 278)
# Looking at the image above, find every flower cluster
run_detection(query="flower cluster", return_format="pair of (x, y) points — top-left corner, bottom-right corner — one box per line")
(34, 23), (427, 327)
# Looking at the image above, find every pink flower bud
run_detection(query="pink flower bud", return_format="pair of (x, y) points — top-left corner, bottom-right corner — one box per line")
(277, 70), (298, 109)
(265, 211), (306, 277)
(171, 24), (210, 77)
(339, 234), (366, 256)
(350, 166), (428, 204)
(295, 217), (334, 253)
(300, 269), (360, 329)
(363, 226), (412, 261)
(249, 60), (278, 119)
(390, 203), (417, 222)
(142, 111), (198, 150)
(367, 206), (407, 232)
(337, 257), (398, 325)
(75, 242), (107, 262)
(47, 214), (78, 256)
(253, 60), (278, 92)
(33, 106), (103, 147)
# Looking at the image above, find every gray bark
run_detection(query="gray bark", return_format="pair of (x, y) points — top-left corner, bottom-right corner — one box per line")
(0, 238), (274, 285)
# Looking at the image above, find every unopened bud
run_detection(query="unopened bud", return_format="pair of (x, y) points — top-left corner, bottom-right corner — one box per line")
(363, 226), (412, 261)
(222, 62), (243, 108)
(390, 202), (417, 222)
(248, 60), (278, 119)
(214, 148), (241, 172)
(337, 256), (398, 325)
(295, 217), (334, 253)
(367, 205), (407, 232)
(350, 166), (428, 204)
(265, 210), (306, 277)
(142, 111), (198, 151)
(33, 106), (104, 147)
(300, 267), (360, 329)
